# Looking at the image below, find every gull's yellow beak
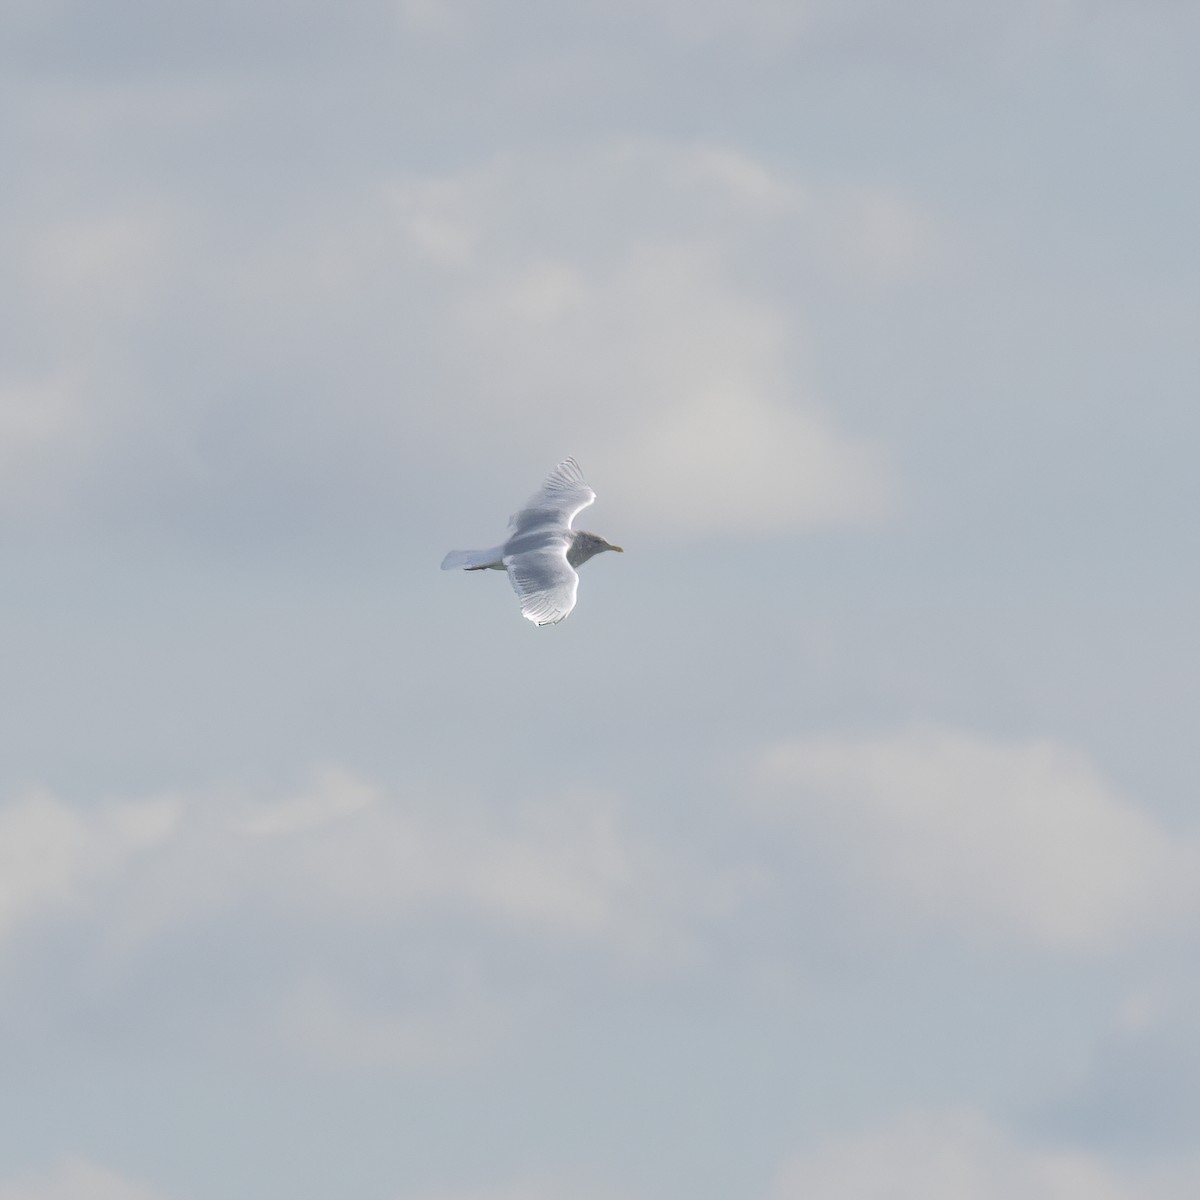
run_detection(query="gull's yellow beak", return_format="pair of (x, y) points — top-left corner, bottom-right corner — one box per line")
(609, 543), (624, 553)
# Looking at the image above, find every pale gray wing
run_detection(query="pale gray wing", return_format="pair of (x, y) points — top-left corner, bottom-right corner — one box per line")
(508, 457), (595, 535)
(504, 543), (580, 626)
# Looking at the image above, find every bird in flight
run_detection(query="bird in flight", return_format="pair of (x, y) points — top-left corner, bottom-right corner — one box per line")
(441, 458), (623, 625)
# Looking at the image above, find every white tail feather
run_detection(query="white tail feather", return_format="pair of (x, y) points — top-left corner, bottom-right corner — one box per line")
(441, 546), (505, 571)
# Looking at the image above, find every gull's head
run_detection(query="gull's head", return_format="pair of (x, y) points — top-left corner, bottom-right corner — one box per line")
(569, 530), (624, 567)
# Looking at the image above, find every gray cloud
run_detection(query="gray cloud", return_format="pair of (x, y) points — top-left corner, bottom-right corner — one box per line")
(0, 1158), (163, 1200)
(750, 724), (1200, 954)
(771, 1107), (1199, 1200)
(4, 0), (1199, 1196)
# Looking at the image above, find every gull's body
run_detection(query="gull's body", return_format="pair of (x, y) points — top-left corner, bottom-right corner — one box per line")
(441, 458), (623, 625)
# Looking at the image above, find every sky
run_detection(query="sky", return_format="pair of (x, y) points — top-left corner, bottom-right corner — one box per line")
(2, 0), (1199, 1197)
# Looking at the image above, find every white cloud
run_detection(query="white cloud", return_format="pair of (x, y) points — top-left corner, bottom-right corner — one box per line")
(635, 0), (814, 45)
(770, 1107), (1191, 1200)
(232, 768), (378, 837)
(0, 770), (746, 1069)
(390, 0), (816, 45)
(0, 198), (185, 518)
(229, 770), (720, 964)
(386, 143), (910, 537)
(0, 1158), (164, 1200)
(680, 145), (802, 215)
(402, 1181), (624, 1200)
(387, 0), (1142, 58)
(816, 186), (944, 291)
(0, 788), (180, 943)
(23, 210), (175, 336)
(0, 372), (97, 514)
(752, 724), (1199, 953)
(395, 0), (474, 38)
(0, 766), (736, 971)
(0, 371), (86, 462)
(450, 237), (893, 536)
(277, 973), (508, 1070)
(0, 132), (919, 539)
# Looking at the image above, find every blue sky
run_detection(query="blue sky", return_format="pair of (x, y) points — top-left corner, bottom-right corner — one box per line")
(2, 2), (1199, 1198)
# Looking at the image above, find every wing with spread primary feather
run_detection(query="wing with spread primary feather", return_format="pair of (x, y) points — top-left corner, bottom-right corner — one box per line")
(508, 457), (595, 535)
(504, 544), (580, 625)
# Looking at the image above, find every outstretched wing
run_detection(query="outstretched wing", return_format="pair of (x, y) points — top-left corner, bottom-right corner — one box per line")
(504, 544), (580, 626)
(508, 457), (595, 535)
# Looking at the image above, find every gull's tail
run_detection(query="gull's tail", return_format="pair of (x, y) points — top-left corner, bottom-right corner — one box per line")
(441, 545), (505, 571)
